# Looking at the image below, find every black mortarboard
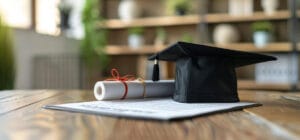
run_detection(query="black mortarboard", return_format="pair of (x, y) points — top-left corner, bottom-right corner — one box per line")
(148, 42), (277, 103)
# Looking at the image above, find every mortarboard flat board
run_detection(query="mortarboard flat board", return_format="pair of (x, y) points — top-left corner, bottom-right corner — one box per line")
(148, 41), (277, 103)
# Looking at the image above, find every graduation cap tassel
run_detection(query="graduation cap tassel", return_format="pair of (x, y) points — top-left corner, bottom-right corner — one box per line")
(152, 58), (160, 81)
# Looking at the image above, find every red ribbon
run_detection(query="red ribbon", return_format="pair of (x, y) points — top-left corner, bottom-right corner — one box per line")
(106, 68), (135, 99)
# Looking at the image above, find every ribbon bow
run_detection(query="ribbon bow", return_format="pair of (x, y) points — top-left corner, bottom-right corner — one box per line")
(106, 68), (136, 81)
(106, 68), (136, 99)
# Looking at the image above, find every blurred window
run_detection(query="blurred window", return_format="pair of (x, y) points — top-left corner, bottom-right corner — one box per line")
(0, 0), (83, 37)
(0, 0), (32, 28)
(35, 0), (60, 35)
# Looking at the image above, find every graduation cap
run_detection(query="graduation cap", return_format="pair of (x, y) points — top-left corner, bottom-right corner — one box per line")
(148, 42), (277, 103)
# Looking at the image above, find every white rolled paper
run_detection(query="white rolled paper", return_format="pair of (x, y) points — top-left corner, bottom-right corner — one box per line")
(94, 80), (175, 100)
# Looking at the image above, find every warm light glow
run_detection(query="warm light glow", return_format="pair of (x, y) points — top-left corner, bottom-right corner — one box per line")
(0, 0), (31, 28)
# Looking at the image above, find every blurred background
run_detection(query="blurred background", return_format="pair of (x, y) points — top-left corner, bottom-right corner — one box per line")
(0, 0), (299, 91)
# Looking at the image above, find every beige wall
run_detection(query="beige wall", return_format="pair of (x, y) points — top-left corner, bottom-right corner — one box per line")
(13, 29), (80, 89)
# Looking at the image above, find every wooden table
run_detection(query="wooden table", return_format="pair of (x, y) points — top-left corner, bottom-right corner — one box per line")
(0, 90), (299, 140)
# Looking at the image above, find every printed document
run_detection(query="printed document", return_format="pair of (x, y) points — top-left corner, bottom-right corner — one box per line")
(45, 98), (258, 120)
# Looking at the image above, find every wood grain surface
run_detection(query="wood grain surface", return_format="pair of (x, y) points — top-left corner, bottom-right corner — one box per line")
(0, 90), (299, 140)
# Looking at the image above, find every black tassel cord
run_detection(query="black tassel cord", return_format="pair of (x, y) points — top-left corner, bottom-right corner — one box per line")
(152, 58), (160, 81)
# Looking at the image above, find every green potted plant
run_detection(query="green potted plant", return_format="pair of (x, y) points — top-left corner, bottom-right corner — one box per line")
(154, 27), (167, 46)
(128, 27), (144, 49)
(166, 0), (191, 15)
(181, 33), (193, 43)
(251, 21), (274, 48)
(0, 16), (15, 90)
(81, 0), (108, 67)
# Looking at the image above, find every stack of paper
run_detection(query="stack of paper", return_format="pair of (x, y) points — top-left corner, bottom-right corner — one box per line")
(45, 98), (257, 120)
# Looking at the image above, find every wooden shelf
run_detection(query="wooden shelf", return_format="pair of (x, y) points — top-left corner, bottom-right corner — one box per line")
(238, 80), (294, 91)
(102, 43), (299, 55)
(102, 15), (200, 29)
(205, 10), (294, 23)
(102, 10), (298, 29)
(215, 42), (299, 53)
(102, 45), (166, 55)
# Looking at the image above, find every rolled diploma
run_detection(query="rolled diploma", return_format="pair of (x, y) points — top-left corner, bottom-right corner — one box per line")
(94, 80), (175, 100)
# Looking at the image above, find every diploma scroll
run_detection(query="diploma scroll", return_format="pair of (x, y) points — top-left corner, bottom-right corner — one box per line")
(94, 80), (175, 100)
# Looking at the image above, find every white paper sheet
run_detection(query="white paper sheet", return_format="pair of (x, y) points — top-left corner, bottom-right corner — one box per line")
(44, 98), (259, 120)
(94, 80), (175, 100)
